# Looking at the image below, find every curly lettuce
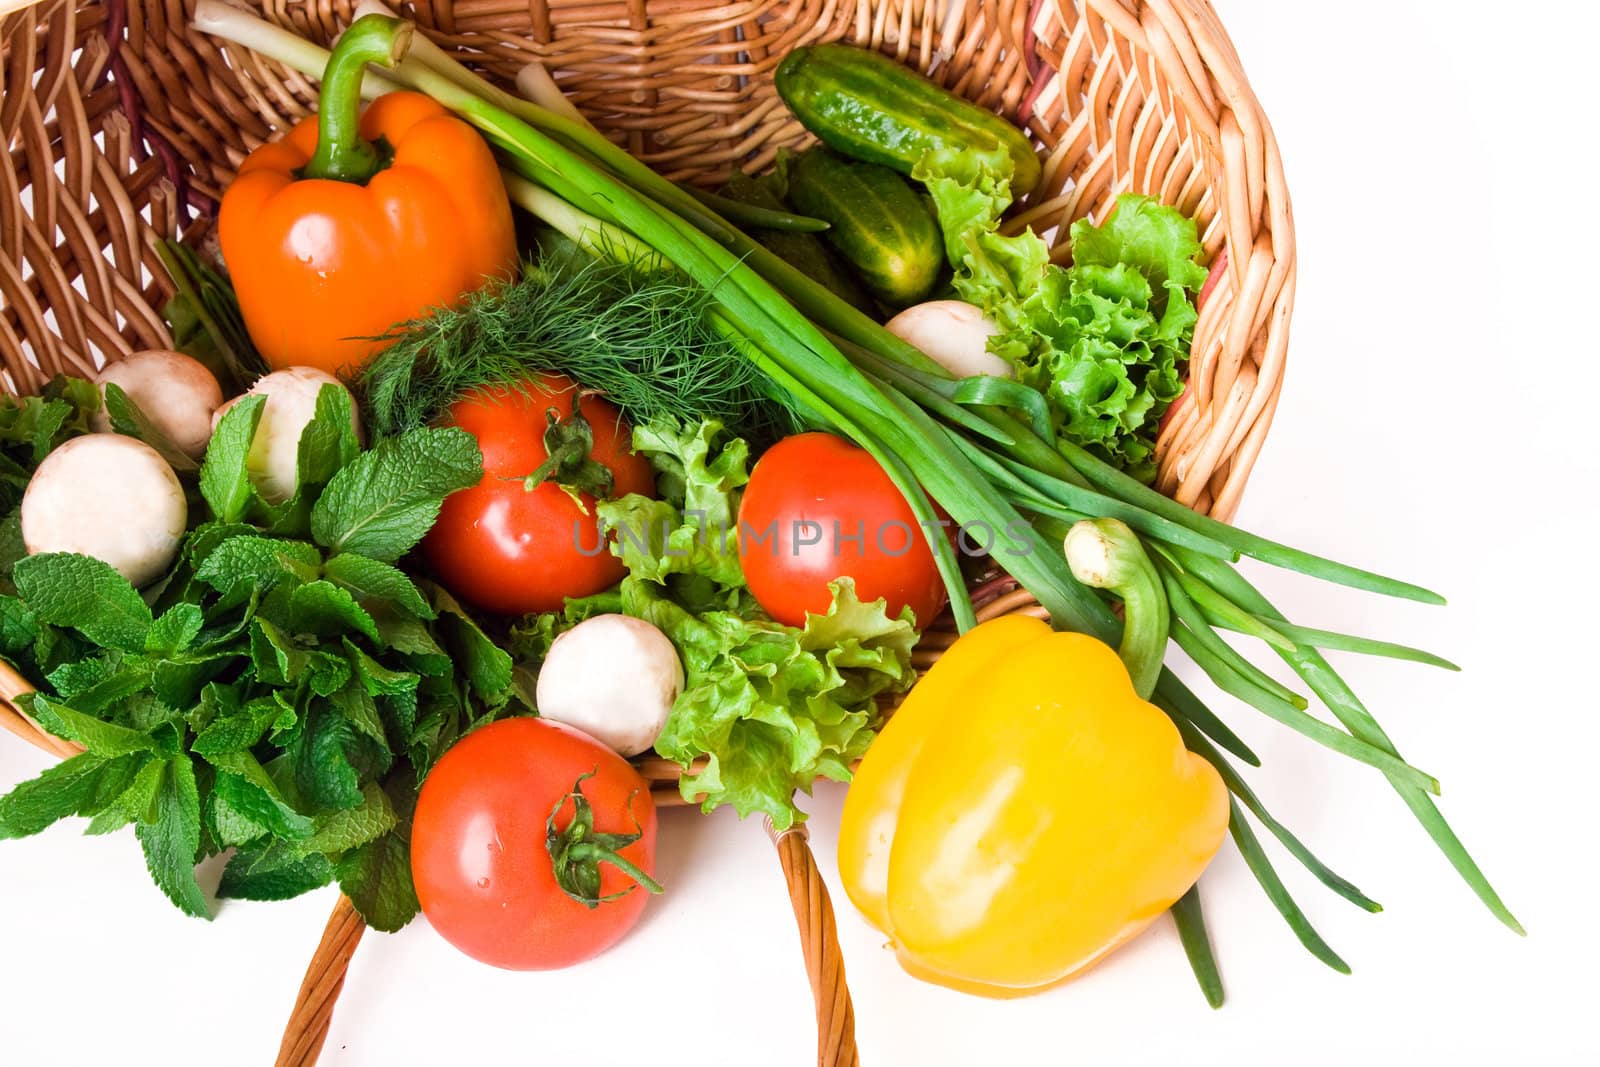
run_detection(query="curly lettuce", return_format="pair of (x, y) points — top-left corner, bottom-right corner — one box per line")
(917, 140), (1207, 481)
(513, 419), (916, 829)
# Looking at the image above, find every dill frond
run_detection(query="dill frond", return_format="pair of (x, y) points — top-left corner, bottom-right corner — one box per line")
(358, 254), (808, 442)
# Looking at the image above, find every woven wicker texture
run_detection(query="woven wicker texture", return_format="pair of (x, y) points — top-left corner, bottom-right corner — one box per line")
(0, 1), (1294, 1063)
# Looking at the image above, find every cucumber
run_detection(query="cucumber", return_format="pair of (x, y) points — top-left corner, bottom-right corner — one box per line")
(775, 43), (1042, 197)
(785, 149), (943, 307)
(719, 171), (877, 316)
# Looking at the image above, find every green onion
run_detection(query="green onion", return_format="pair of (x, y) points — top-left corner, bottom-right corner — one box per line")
(1160, 565), (1309, 709)
(1240, 617), (1460, 671)
(1177, 718), (1381, 913)
(1171, 884), (1226, 1008)
(1175, 545), (1523, 935)
(1229, 798), (1352, 974)
(678, 184), (831, 233)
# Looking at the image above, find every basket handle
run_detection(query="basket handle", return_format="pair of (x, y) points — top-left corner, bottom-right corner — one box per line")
(767, 820), (861, 1067)
(275, 895), (367, 1067)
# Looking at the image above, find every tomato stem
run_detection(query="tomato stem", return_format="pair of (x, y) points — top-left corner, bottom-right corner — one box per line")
(546, 771), (662, 909)
(517, 409), (615, 499)
(302, 14), (412, 183)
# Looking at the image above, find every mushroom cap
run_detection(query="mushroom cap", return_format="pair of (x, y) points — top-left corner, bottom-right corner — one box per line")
(21, 433), (187, 588)
(535, 614), (684, 757)
(92, 349), (224, 458)
(885, 300), (1013, 379)
(212, 367), (363, 505)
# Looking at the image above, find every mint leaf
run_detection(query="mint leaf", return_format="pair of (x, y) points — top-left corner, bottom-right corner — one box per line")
(200, 394), (266, 522)
(195, 537), (321, 598)
(135, 756), (210, 918)
(431, 586), (512, 704)
(294, 384), (362, 490)
(304, 650), (353, 697)
(328, 684), (388, 752)
(209, 749), (314, 840)
(289, 704), (363, 812)
(309, 427), (482, 562)
(85, 755), (165, 835)
(322, 554), (433, 619)
(373, 611), (451, 676)
(150, 653), (235, 711)
(300, 782), (397, 855)
(0, 752), (114, 838)
(249, 618), (307, 686)
(346, 643), (419, 698)
(182, 521), (261, 571)
(336, 830), (418, 932)
(13, 553), (153, 651)
(186, 680), (241, 735)
(46, 655), (151, 715)
(0, 508), (28, 588)
(192, 696), (288, 758)
(219, 842), (333, 901)
(0, 594), (36, 658)
(288, 581), (380, 643)
(208, 787), (272, 848)
(102, 382), (199, 474)
(146, 604), (204, 655)
(25, 693), (157, 756)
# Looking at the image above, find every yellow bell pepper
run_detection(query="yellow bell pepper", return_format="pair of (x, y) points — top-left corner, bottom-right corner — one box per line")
(838, 521), (1229, 997)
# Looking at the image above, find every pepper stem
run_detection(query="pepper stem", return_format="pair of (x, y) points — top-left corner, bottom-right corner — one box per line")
(302, 14), (414, 183)
(1064, 518), (1169, 700)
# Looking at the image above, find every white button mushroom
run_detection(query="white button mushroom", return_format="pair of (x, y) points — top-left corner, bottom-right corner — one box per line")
(212, 367), (363, 504)
(21, 434), (187, 588)
(90, 349), (224, 459)
(535, 614), (684, 757)
(885, 299), (1014, 379)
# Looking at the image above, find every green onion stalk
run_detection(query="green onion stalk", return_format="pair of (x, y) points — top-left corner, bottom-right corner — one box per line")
(190, 4), (1524, 996)
(1065, 517), (1220, 1007)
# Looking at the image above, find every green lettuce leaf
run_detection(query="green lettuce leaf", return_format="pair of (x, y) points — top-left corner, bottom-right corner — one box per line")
(916, 129), (1207, 481)
(644, 577), (915, 829)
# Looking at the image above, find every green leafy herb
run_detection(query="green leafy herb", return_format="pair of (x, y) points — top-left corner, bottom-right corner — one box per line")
(0, 376), (515, 929)
(201, 395), (267, 523)
(219, 845), (334, 901)
(136, 757), (209, 918)
(335, 828), (419, 933)
(0, 378), (99, 510)
(359, 253), (807, 444)
(12, 554), (153, 652)
(102, 383), (199, 473)
(0, 752), (124, 839)
(310, 427), (481, 561)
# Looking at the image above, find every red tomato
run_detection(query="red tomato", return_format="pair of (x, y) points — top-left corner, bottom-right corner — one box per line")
(737, 432), (946, 628)
(423, 374), (653, 615)
(411, 717), (660, 971)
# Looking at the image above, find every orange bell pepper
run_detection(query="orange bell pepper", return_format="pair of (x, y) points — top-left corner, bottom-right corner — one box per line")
(219, 15), (516, 375)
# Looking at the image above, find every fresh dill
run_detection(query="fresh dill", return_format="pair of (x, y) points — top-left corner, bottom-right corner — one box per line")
(358, 251), (807, 442)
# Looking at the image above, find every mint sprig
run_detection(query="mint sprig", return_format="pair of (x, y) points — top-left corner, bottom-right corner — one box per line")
(0, 377), (517, 929)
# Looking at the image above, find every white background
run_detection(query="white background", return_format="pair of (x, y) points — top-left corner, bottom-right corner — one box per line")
(3, 1), (1597, 1063)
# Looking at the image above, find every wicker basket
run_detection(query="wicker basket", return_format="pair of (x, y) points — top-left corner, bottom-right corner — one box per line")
(0, 0), (1293, 1063)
